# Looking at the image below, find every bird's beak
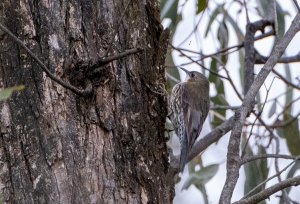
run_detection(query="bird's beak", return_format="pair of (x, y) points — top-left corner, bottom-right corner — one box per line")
(178, 67), (192, 81)
(178, 67), (191, 76)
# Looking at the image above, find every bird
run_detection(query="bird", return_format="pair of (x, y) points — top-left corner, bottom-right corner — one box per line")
(169, 67), (210, 172)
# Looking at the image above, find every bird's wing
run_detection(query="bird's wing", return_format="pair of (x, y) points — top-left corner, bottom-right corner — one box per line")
(182, 85), (209, 150)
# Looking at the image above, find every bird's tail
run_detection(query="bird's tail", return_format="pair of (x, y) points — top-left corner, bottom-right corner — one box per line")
(179, 138), (189, 172)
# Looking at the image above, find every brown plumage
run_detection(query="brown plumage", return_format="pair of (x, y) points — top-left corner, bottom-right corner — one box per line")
(169, 68), (210, 172)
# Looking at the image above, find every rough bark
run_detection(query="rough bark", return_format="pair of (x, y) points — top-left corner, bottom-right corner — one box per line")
(0, 0), (173, 203)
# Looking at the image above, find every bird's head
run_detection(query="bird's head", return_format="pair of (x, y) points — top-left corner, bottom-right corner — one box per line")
(179, 67), (208, 83)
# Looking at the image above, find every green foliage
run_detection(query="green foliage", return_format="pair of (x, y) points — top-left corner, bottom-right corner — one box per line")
(243, 137), (269, 200)
(197, 0), (208, 14)
(204, 5), (221, 37)
(211, 95), (228, 127)
(209, 59), (228, 127)
(160, 0), (179, 20)
(162, 0), (300, 202)
(182, 163), (219, 191)
(284, 63), (293, 114)
(276, 113), (300, 155)
(217, 20), (229, 50)
(160, 0), (181, 90)
(0, 86), (25, 101)
(160, 0), (180, 30)
(276, 62), (300, 156)
(221, 7), (244, 42)
(268, 99), (277, 117)
(275, 2), (288, 38)
(284, 160), (300, 191)
(165, 53), (180, 92)
(217, 21), (229, 64)
(182, 162), (218, 204)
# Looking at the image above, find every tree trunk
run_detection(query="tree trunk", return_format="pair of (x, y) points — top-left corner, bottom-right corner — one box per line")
(0, 0), (173, 203)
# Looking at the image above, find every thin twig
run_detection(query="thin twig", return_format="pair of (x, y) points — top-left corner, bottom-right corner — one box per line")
(240, 156), (300, 200)
(212, 56), (244, 101)
(241, 77), (276, 158)
(170, 116), (235, 170)
(272, 69), (300, 91)
(82, 48), (141, 70)
(243, 0), (250, 23)
(292, 0), (300, 12)
(219, 12), (300, 204)
(270, 111), (300, 128)
(256, 52), (300, 64)
(173, 31), (274, 68)
(171, 45), (227, 80)
(188, 116), (235, 163)
(0, 22), (92, 96)
(165, 72), (180, 83)
(210, 105), (240, 110)
(234, 175), (300, 204)
(240, 154), (297, 164)
(277, 95), (300, 117)
(199, 31), (274, 61)
(0, 21), (141, 96)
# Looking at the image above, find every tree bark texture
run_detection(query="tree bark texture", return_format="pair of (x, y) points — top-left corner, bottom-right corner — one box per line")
(0, 0), (173, 203)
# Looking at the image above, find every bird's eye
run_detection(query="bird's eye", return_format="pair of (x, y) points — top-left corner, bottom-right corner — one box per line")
(190, 73), (195, 77)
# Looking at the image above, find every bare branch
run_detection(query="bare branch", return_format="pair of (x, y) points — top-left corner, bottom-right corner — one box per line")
(0, 21), (140, 96)
(271, 111), (300, 128)
(0, 22), (93, 96)
(82, 48), (141, 69)
(240, 154), (297, 164)
(169, 116), (234, 171)
(175, 31), (274, 63)
(210, 105), (240, 110)
(219, 13), (300, 204)
(214, 57), (244, 101)
(188, 116), (234, 163)
(256, 52), (300, 64)
(234, 175), (300, 204)
(241, 77), (276, 158)
(240, 156), (300, 201)
(170, 45), (226, 79)
(292, 0), (300, 12)
(244, 19), (273, 94)
(272, 69), (300, 91)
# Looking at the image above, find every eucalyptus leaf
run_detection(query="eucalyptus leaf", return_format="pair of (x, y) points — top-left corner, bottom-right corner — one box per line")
(276, 2), (287, 38)
(161, 0), (179, 20)
(221, 7), (244, 42)
(276, 114), (300, 155)
(197, 0), (208, 14)
(211, 95), (228, 127)
(243, 137), (269, 198)
(217, 21), (229, 50)
(204, 5), (221, 37)
(285, 63), (293, 114)
(208, 58), (218, 82)
(268, 99), (277, 117)
(285, 160), (300, 193)
(181, 164), (219, 191)
(187, 155), (203, 174)
(256, 0), (274, 20)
